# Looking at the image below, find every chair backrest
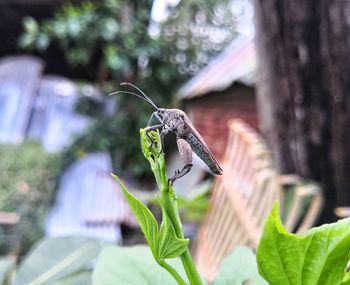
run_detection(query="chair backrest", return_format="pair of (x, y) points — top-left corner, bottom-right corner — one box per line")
(194, 119), (323, 281)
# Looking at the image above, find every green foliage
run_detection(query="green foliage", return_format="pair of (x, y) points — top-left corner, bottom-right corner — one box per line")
(92, 244), (268, 285)
(74, 96), (105, 117)
(177, 186), (210, 222)
(257, 202), (350, 285)
(52, 271), (92, 285)
(112, 130), (195, 285)
(107, 127), (271, 285)
(212, 246), (267, 285)
(7, 130), (350, 285)
(157, 209), (189, 260)
(19, 0), (238, 179)
(112, 173), (158, 254)
(13, 237), (104, 285)
(19, 0), (236, 79)
(139, 129), (167, 188)
(0, 238), (268, 285)
(0, 236), (267, 285)
(18, 0), (172, 178)
(18, 0), (181, 86)
(110, 132), (350, 285)
(112, 174), (189, 262)
(93, 245), (186, 285)
(0, 142), (61, 256)
(343, 273), (350, 285)
(160, 0), (237, 75)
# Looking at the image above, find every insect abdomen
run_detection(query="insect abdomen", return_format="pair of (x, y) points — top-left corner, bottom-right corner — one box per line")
(185, 133), (223, 175)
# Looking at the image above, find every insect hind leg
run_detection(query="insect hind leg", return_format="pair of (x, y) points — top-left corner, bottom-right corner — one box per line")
(168, 164), (193, 185)
(168, 138), (193, 186)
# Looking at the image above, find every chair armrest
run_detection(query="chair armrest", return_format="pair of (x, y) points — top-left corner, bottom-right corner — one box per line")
(282, 182), (323, 233)
(334, 207), (350, 218)
(277, 174), (301, 186)
(278, 174), (323, 233)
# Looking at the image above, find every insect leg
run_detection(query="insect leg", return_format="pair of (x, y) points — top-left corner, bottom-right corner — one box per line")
(147, 112), (159, 126)
(168, 138), (193, 184)
(145, 124), (163, 132)
(169, 164), (193, 185)
(159, 128), (171, 156)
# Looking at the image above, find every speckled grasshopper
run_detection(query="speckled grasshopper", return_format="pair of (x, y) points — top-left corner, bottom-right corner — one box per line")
(111, 83), (223, 183)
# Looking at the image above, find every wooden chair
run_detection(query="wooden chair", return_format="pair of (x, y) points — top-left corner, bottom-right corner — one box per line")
(194, 119), (323, 281)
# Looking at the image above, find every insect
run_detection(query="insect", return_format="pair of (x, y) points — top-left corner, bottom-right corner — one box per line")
(111, 83), (223, 184)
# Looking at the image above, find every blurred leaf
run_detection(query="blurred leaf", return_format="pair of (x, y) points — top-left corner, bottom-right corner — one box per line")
(93, 245), (186, 285)
(104, 45), (123, 70)
(177, 185), (210, 222)
(23, 17), (38, 35)
(52, 271), (92, 285)
(257, 202), (350, 285)
(0, 257), (15, 285)
(211, 246), (267, 285)
(36, 34), (50, 50)
(0, 142), (61, 256)
(13, 237), (104, 285)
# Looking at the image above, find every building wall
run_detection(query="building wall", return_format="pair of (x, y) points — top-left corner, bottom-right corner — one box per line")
(185, 84), (257, 161)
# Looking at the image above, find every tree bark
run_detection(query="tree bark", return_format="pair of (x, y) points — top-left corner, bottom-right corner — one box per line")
(254, 0), (350, 220)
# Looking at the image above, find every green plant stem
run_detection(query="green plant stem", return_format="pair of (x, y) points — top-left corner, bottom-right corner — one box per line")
(181, 250), (202, 285)
(143, 130), (203, 285)
(161, 188), (204, 285)
(158, 261), (188, 285)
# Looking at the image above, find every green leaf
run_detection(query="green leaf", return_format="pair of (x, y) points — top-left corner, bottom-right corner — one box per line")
(211, 246), (267, 285)
(13, 237), (104, 285)
(111, 174), (158, 255)
(341, 272), (350, 285)
(257, 202), (350, 285)
(140, 129), (167, 190)
(140, 129), (164, 163)
(158, 211), (189, 260)
(23, 17), (39, 34)
(140, 129), (153, 164)
(92, 245), (186, 285)
(52, 271), (92, 285)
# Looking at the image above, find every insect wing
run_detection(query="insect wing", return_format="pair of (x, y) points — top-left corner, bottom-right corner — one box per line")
(182, 114), (223, 174)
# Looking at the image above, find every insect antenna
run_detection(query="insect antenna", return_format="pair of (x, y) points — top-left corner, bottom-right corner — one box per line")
(120, 82), (159, 110)
(109, 83), (159, 110)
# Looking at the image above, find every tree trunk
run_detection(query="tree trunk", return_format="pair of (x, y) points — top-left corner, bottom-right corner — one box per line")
(254, 0), (350, 221)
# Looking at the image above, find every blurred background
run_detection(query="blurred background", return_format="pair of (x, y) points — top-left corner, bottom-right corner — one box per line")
(0, 0), (254, 258)
(0, 0), (349, 276)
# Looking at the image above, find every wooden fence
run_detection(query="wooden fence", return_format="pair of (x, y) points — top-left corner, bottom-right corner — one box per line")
(194, 119), (323, 281)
